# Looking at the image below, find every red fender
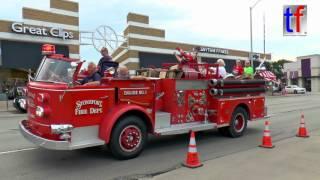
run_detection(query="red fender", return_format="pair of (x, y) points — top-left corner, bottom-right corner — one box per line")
(99, 104), (153, 144)
(232, 102), (252, 120)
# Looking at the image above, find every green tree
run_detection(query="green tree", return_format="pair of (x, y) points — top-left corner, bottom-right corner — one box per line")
(269, 59), (291, 79)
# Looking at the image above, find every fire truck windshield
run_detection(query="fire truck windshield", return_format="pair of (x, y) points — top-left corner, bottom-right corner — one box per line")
(34, 58), (76, 84)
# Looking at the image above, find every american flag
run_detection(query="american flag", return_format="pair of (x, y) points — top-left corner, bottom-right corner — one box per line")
(258, 71), (276, 82)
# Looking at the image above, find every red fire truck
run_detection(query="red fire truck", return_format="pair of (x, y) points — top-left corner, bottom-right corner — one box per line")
(19, 44), (267, 159)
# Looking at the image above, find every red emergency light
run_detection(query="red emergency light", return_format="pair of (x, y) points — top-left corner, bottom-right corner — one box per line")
(42, 44), (56, 55)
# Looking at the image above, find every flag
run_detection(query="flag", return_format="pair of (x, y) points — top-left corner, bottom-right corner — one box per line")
(259, 71), (276, 82)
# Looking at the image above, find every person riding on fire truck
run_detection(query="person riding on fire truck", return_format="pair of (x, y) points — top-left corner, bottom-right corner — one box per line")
(244, 60), (254, 79)
(80, 62), (101, 85)
(116, 66), (130, 80)
(232, 60), (244, 78)
(173, 47), (200, 78)
(98, 47), (114, 75)
(217, 59), (227, 78)
(174, 47), (199, 65)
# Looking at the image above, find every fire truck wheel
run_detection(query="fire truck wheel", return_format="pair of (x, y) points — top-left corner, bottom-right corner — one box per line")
(109, 115), (147, 160)
(227, 107), (248, 138)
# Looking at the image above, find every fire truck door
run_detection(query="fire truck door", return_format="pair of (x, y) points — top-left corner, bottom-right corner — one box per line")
(66, 88), (115, 127)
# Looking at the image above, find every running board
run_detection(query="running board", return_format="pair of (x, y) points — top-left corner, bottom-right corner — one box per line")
(155, 122), (216, 135)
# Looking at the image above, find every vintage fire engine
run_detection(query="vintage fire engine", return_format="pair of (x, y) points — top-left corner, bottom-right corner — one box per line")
(19, 44), (267, 159)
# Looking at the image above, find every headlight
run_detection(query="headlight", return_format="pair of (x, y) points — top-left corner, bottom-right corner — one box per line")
(35, 106), (44, 117)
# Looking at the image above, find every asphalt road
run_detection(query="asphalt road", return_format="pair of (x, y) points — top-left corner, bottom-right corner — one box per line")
(0, 93), (320, 180)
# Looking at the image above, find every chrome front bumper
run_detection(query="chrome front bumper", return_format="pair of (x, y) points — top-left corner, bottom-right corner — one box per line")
(19, 120), (71, 150)
(19, 120), (105, 150)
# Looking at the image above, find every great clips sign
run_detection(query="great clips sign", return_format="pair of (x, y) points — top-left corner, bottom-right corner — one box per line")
(11, 22), (74, 40)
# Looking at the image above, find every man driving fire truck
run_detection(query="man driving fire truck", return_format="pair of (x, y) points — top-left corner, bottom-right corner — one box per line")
(80, 62), (101, 85)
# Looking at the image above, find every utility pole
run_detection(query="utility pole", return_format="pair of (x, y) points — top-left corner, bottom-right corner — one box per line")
(250, 7), (253, 67)
(263, 12), (266, 57)
(249, 0), (263, 67)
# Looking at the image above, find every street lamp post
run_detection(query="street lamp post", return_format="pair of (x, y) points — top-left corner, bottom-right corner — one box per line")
(249, 0), (263, 68)
(250, 7), (253, 67)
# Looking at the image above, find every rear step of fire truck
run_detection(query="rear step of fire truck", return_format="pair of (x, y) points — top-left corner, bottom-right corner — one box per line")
(154, 112), (216, 135)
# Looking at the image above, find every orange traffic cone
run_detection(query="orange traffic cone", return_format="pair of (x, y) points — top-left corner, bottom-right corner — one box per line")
(182, 131), (203, 168)
(297, 113), (309, 138)
(259, 121), (275, 148)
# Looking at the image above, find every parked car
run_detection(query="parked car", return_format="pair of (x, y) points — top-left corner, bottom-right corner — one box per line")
(285, 85), (306, 94)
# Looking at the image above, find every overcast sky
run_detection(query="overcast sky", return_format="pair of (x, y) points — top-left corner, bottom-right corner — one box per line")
(0, 0), (319, 63)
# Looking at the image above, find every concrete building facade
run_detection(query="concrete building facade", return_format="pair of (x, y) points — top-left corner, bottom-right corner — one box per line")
(112, 13), (271, 74)
(0, 0), (80, 93)
(284, 54), (320, 92)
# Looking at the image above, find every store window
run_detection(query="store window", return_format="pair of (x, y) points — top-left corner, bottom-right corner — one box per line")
(1, 40), (69, 70)
(0, 40), (69, 96)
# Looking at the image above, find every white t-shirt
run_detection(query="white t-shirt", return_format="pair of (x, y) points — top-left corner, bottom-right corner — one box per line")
(218, 66), (227, 78)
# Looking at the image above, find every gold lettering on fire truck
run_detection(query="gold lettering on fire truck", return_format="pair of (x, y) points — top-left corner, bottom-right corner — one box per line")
(123, 90), (147, 96)
(75, 100), (103, 115)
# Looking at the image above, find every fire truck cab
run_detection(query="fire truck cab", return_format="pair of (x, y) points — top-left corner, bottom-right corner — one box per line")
(19, 45), (267, 159)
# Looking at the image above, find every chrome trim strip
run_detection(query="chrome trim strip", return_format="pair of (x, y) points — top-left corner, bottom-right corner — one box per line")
(120, 87), (150, 90)
(216, 96), (265, 101)
(155, 122), (216, 135)
(29, 87), (114, 92)
(217, 123), (230, 128)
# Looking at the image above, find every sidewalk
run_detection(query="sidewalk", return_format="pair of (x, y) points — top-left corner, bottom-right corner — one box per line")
(152, 133), (320, 180)
(0, 100), (15, 112)
(0, 101), (25, 118)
